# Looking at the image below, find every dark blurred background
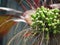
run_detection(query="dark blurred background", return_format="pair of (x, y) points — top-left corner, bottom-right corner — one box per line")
(0, 0), (7, 45)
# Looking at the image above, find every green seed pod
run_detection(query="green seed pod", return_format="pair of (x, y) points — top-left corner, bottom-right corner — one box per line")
(56, 13), (59, 16)
(57, 19), (60, 23)
(40, 11), (45, 18)
(51, 23), (55, 26)
(54, 26), (56, 29)
(48, 24), (51, 26)
(39, 21), (43, 23)
(42, 23), (45, 26)
(31, 14), (36, 19)
(53, 30), (57, 34)
(50, 17), (53, 20)
(39, 11), (42, 13)
(36, 13), (39, 15)
(54, 16), (57, 18)
(53, 19), (57, 22)
(45, 28), (49, 31)
(45, 18), (49, 20)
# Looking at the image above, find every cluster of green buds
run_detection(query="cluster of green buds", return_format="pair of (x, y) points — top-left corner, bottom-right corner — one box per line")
(31, 6), (60, 34)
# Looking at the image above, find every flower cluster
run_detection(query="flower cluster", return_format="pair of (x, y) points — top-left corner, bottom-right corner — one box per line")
(31, 6), (60, 34)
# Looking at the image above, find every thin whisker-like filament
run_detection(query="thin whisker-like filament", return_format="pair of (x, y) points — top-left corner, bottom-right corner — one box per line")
(23, 1), (32, 9)
(51, 0), (53, 4)
(0, 7), (23, 13)
(7, 28), (32, 45)
(16, 0), (27, 11)
(39, 31), (44, 45)
(19, 0), (34, 10)
(18, 0), (23, 4)
(26, 0), (35, 9)
(0, 19), (13, 27)
(43, 0), (46, 6)
(31, 0), (38, 8)
(32, 33), (41, 45)
(20, 3), (27, 11)
(38, 0), (41, 7)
